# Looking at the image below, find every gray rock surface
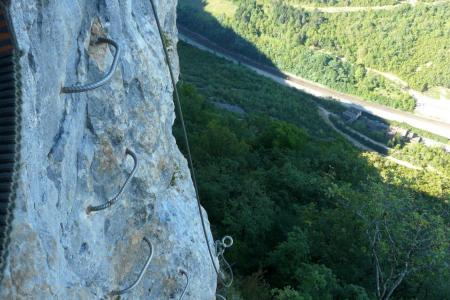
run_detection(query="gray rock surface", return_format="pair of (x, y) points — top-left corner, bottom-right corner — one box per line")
(0, 0), (217, 298)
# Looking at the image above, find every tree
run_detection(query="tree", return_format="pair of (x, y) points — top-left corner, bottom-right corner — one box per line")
(295, 263), (338, 300)
(272, 286), (310, 300)
(257, 120), (309, 150)
(268, 227), (310, 286)
(353, 184), (449, 300)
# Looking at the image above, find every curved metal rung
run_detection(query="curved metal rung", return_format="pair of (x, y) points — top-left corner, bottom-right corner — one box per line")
(216, 294), (227, 300)
(178, 268), (189, 300)
(109, 237), (154, 296)
(87, 148), (138, 213)
(61, 37), (121, 94)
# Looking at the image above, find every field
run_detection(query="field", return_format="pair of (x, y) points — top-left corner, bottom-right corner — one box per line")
(204, 0), (237, 17)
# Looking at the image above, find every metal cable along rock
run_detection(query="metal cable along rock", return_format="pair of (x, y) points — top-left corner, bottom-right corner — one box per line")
(0, 3), (21, 284)
(61, 37), (120, 94)
(149, 0), (235, 290)
(86, 148), (138, 213)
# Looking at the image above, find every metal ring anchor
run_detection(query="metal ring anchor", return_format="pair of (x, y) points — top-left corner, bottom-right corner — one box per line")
(178, 268), (189, 300)
(215, 235), (233, 256)
(61, 37), (121, 93)
(87, 148), (138, 213)
(221, 236), (233, 248)
(109, 237), (154, 296)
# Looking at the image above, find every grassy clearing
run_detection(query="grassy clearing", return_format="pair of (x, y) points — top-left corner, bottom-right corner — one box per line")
(204, 0), (237, 18)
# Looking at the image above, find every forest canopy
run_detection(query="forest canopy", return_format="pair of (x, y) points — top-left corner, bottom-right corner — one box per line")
(175, 42), (450, 299)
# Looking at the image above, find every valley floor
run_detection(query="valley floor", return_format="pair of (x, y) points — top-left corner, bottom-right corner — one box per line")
(318, 107), (422, 170)
(179, 27), (450, 140)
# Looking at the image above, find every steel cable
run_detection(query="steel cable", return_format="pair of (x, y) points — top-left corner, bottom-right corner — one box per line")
(148, 0), (233, 288)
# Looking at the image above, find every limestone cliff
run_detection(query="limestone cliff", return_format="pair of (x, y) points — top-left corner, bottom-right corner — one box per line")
(0, 0), (217, 298)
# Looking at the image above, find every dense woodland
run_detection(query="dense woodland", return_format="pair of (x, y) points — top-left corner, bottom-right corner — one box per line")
(299, 2), (450, 91)
(178, 0), (450, 111)
(285, 0), (397, 6)
(283, 0), (435, 7)
(175, 42), (450, 299)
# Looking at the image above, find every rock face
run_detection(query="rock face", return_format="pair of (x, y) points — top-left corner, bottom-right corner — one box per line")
(0, 0), (217, 298)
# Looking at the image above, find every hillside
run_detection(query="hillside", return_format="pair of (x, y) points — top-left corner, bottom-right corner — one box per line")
(176, 42), (450, 299)
(284, 0), (445, 9)
(284, 0), (400, 6)
(178, 0), (450, 113)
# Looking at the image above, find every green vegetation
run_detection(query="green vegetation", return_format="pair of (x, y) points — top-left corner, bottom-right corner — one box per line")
(348, 119), (392, 145)
(283, 0), (400, 7)
(175, 42), (450, 299)
(393, 142), (450, 175)
(329, 115), (389, 154)
(179, 42), (331, 139)
(316, 98), (450, 145)
(179, 0), (450, 111)
(204, 0), (237, 17)
(282, 0), (444, 8)
(388, 120), (450, 145)
(303, 2), (450, 92)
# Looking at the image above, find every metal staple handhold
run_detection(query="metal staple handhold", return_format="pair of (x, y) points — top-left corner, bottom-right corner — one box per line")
(178, 268), (189, 300)
(61, 37), (121, 94)
(109, 237), (154, 296)
(216, 294), (227, 300)
(87, 148), (138, 213)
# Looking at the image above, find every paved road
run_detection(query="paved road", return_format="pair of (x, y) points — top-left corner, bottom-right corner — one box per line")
(179, 27), (450, 140)
(318, 107), (422, 170)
